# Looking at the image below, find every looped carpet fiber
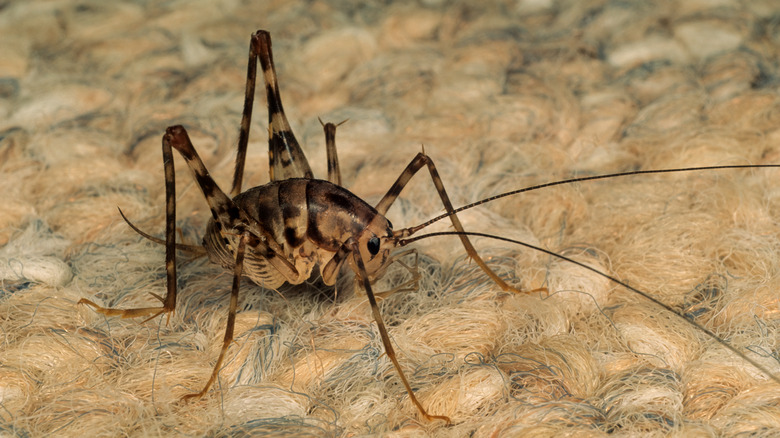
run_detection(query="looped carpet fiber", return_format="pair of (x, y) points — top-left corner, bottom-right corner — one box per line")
(1, 0), (780, 436)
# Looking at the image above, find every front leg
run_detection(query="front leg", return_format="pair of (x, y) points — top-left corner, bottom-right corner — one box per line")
(348, 239), (450, 423)
(181, 232), (249, 401)
(375, 152), (543, 294)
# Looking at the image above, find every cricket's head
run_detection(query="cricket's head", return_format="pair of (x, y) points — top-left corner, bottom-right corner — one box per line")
(355, 215), (397, 281)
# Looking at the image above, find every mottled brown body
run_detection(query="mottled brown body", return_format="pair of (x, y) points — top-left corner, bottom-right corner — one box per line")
(203, 178), (392, 289)
(76, 29), (780, 425)
(79, 29), (497, 423)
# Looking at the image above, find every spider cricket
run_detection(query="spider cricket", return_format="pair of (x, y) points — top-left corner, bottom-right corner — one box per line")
(79, 29), (780, 423)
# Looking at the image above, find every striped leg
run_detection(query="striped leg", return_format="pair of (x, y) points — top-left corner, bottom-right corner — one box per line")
(165, 126), (298, 280)
(257, 30), (313, 183)
(80, 126), (299, 338)
(375, 153), (537, 294)
(232, 30), (313, 196)
(79, 124), (181, 322)
(348, 239), (450, 424)
(83, 125), (300, 401)
(181, 232), (249, 401)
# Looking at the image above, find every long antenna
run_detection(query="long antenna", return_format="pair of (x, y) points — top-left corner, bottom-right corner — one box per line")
(400, 230), (780, 386)
(408, 165), (780, 234)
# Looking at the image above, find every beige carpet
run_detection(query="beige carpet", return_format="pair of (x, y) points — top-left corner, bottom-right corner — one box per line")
(2, 0), (780, 436)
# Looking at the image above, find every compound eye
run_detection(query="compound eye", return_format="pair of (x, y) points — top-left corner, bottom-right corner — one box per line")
(367, 236), (380, 256)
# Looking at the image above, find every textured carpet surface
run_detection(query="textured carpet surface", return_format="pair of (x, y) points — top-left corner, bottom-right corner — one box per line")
(2, 0), (780, 436)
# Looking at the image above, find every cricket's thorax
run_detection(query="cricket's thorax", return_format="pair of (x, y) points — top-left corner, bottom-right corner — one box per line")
(202, 178), (391, 288)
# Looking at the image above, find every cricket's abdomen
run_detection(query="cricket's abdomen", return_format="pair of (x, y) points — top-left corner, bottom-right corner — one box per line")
(202, 178), (382, 288)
